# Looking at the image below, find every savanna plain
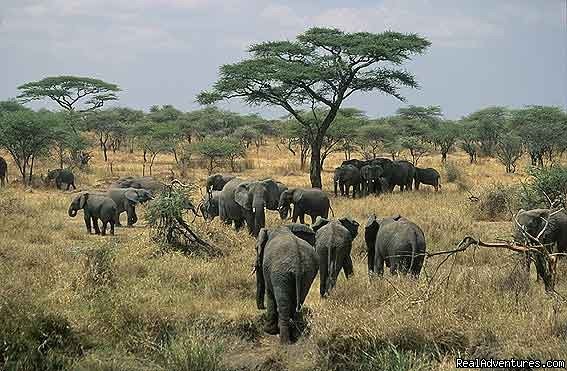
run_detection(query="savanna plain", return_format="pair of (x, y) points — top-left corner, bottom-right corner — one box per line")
(1, 144), (566, 371)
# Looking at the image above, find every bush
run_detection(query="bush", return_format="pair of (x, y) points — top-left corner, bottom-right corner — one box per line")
(475, 183), (521, 221)
(444, 161), (461, 183)
(520, 165), (567, 209)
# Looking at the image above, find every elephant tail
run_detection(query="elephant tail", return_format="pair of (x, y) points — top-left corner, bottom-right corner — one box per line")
(409, 231), (419, 273)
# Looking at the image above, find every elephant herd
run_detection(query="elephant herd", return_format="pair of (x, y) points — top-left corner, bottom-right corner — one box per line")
(334, 158), (441, 197)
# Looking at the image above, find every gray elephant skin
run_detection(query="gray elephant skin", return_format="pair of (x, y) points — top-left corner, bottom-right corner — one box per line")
(45, 169), (76, 190)
(278, 188), (330, 224)
(515, 209), (567, 254)
(343, 158), (415, 193)
(0, 156), (7, 187)
(200, 190), (222, 221)
(218, 178), (286, 236)
(107, 188), (153, 227)
(110, 176), (164, 195)
(206, 173), (235, 193)
(312, 217), (359, 297)
(365, 214), (426, 276)
(415, 167), (441, 191)
(255, 224), (319, 343)
(360, 164), (384, 195)
(333, 164), (361, 198)
(68, 192), (117, 236)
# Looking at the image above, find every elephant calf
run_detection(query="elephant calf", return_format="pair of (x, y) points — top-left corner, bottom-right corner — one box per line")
(278, 188), (331, 225)
(199, 190), (222, 221)
(312, 217), (359, 297)
(414, 167), (441, 191)
(45, 169), (76, 191)
(68, 192), (117, 236)
(365, 214), (426, 277)
(256, 225), (319, 344)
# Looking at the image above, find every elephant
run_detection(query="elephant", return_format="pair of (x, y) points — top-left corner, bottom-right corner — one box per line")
(311, 217), (359, 297)
(0, 156), (7, 187)
(109, 176), (164, 195)
(333, 164), (361, 198)
(414, 167), (441, 191)
(515, 208), (567, 254)
(107, 188), (153, 227)
(360, 164), (384, 195)
(206, 173), (235, 193)
(278, 188), (331, 224)
(199, 190), (221, 221)
(255, 225), (319, 343)
(388, 160), (416, 192)
(68, 192), (117, 236)
(219, 178), (286, 236)
(45, 169), (76, 191)
(365, 214), (426, 277)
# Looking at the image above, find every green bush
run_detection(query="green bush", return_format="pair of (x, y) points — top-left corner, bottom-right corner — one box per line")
(475, 183), (521, 221)
(520, 165), (567, 209)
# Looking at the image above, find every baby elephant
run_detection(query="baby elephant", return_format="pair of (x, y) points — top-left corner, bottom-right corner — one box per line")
(278, 188), (331, 224)
(45, 169), (76, 190)
(199, 190), (221, 221)
(365, 214), (426, 277)
(414, 167), (441, 191)
(255, 224), (319, 344)
(313, 218), (359, 297)
(68, 192), (117, 236)
(312, 217), (359, 297)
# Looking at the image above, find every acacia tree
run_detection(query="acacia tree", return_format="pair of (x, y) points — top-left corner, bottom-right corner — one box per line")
(463, 107), (507, 157)
(198, 27), (430, 188)
(357, 121), (393, 159)
(17, 76), (120, 134)
(495, 132), (523, 173)
(430, 120), (459, 163)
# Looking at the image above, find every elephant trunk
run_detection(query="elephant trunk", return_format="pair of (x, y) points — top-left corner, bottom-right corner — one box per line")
(253, 201), (265, 237)
(68, 205), (78, 217)
(256, 266), (265, 309)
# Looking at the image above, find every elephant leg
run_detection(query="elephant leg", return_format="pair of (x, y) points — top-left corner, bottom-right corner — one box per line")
(299, 213), (305, 225)
(343, 255), (354, 278)
(84, 214), (92, 234)
(374, 254), (385, 276)
(233, 219), (244, 230)
(66, 183), (70, 191)
(109, 221), (115, 236)
(131, 210), (138, 225)
(115, 211), (122, 227)
(415, 181), (420, 190)
(273, 285), (293, 344)
(291, 208), (299, 223)
(101, 221), (107, 236)
(92, 217), (101, 235)
(127, 205), (136, 227)
(264, 291), (279, 335)
(71, 182), (76, 190)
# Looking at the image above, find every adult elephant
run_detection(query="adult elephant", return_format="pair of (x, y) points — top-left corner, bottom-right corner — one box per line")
(278, 188), (331, 224)
(110, 176), (164, 195)
(68, 192), (117, 236)
(333, 164), (361, 198)
(219, 178), (285, 236)
(387, 160), (416, 192)
(515, 208), (567, 254)
(365, 214), (426, 277)
(415, 167), (441, 191)
(312, 217), (359, 297)
(360, 164), (383, 195)
(107, 188), (153, 227)
(206, 173), (235, 194)
(200, 190), (222, 221)
(255, 224), (318, 344)
(0, 156), (7, 187)
(45, 169), (76, 191)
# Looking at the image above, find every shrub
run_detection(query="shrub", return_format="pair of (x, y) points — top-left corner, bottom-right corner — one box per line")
(475, 183), (521, 221)
(444, 161), (461, 183)
(519, 165), (567, 209)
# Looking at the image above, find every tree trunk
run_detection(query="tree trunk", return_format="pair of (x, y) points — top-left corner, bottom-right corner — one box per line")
(28, 155), (35, 186)
(310, 142), (323, 189)
(441, 152), (447, 163)
(102, 143), (108, 162)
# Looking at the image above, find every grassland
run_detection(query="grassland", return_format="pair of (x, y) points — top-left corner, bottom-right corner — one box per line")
(1, 143), (566, 371)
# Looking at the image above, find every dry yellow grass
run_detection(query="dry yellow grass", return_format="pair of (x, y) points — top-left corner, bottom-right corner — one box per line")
(0, 142), (566, 371)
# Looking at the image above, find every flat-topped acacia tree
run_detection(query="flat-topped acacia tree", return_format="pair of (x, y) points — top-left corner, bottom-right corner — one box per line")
(198, 27), (430, 188)
(18, 76), (120, 133)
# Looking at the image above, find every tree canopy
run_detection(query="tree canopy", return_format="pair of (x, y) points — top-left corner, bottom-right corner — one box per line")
(198, 27), (430, 187)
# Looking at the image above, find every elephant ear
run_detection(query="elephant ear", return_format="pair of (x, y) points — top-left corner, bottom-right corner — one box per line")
(125, 190), (141, 204)
(235, 183), (252, 210)
(79, 192), (89, 209)
(312, 216), (330, 233)
(339, 217), (360, 239)
(365, 214), (379, 247)
(287, 223), (316, 247)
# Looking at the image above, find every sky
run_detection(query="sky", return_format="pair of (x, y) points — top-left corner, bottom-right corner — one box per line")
(0, 0), (566, 119)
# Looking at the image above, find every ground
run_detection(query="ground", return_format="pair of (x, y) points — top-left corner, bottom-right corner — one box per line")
(1, 143), (566, 371)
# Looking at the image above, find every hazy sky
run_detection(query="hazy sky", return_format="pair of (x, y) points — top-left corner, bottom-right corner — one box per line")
(1, 0), (565, 119)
